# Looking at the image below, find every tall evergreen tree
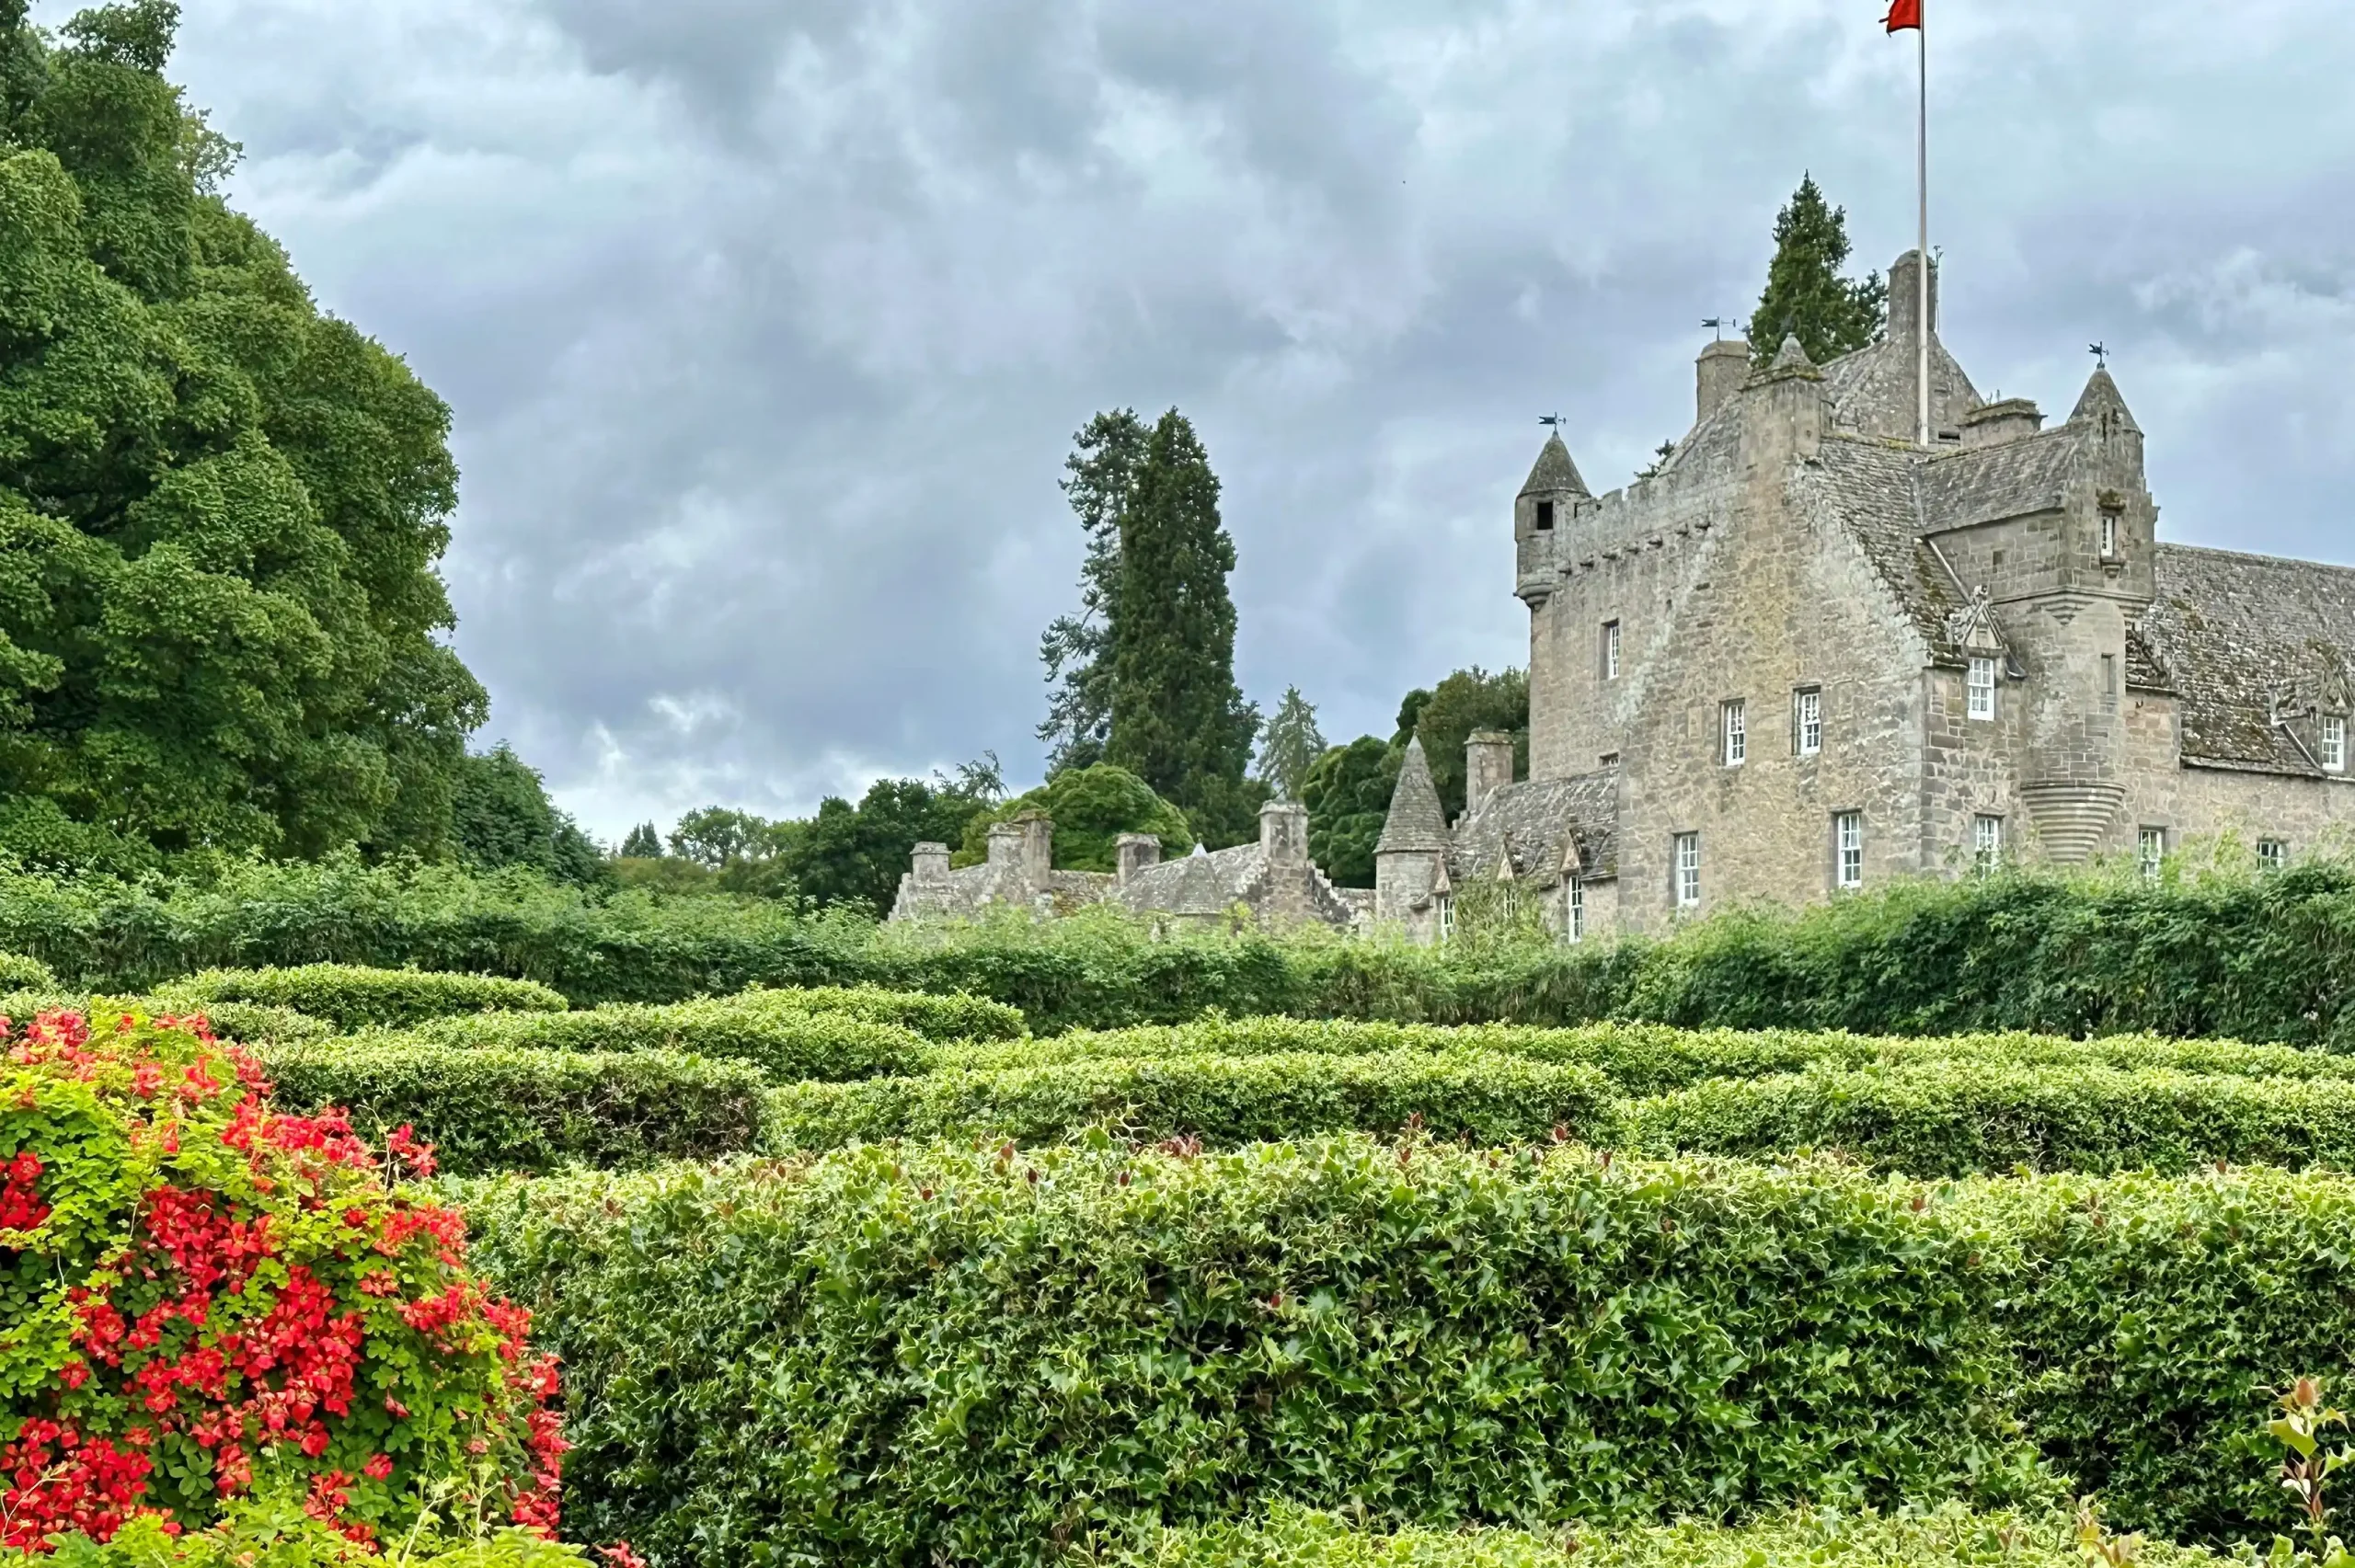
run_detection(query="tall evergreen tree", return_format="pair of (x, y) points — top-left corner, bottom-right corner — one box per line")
(1254, 686), (1324, 802)
(617, 821), (661, 859)
(1037, 410), (1148, 774)
(1751, 175), (1888, 369)
(1104, 410), (1261, 845)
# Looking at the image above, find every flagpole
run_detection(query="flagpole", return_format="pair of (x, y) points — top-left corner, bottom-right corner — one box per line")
(1916, 9), (1930, 448)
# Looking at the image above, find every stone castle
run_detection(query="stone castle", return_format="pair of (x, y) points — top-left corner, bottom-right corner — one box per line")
(898, 248), (2355, 940)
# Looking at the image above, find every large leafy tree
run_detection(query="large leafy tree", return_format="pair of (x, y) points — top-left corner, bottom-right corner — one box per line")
(788, 776), (994, 917)
(956, 762), (1194, 874)
(448, 743), (609, 887)
(0, 1), (487, 861)
(1411, 666), (1528, 821)
(1104, 410), (1261, 846)
(1037, 410), (1147, 776)
(1301, 736), (1398, 888)
(1750, 174), (1887, 369)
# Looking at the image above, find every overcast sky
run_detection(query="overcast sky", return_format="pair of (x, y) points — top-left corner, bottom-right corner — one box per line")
(66, 0), (2355, 838)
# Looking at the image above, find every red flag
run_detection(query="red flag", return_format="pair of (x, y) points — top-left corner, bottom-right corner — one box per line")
(1885, 0), (1921, 30)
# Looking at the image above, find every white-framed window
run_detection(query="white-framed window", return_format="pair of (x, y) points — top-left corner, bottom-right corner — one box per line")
(1674, 833), (1700, 909)
(1973, 814), (2003, 873)
(2259, 839), (2289, 873)
(1722, 700), (1746, 766)
(1603, 620), (1621, 681)
(1794, 688), (1822, 757)
(1967, 657), (1997, 722)
(1438, 894), (1454, 943)
(2326, 715), (2347, 773)
(2099, 511), (2119, 559)
(2138, 827), (2165, 879)
(1834, 812), (1863, 890)
(1567, 879), (1584, 944)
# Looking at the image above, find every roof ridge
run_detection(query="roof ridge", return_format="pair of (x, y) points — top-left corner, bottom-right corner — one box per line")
(2158, 540), (2355, 577)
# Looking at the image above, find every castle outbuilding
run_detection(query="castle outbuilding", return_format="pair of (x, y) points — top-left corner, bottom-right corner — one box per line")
(1374, 249), (2355, 942)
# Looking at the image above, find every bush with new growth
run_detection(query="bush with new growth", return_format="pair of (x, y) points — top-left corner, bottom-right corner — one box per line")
(763, 1051), (1614, 1152)
(264, 1043), (767, 1175)
(402, 1000), (931, 1082)
(732, 984), (1027, 1043)
(161, 967), (568, 1030)
(0, 1006), (564, 1547)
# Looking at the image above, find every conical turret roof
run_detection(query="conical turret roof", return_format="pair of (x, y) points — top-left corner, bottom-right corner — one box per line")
(2068, 365), (2142, 435)
(1519, 433), (1590, 498)
(1376, 736), (1448, 854)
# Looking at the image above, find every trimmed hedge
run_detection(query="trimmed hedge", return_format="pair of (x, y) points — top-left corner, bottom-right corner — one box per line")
(763, 1052), (1615, 1152)
(263, 1042), (766, 1174)
(161, 963), (569, 1027)
(1626, 1064), (2355, 1176)
(735, 983), (1027, 1043)
(465, 1140), (2044, 1566)
(1125, 1504), (2224, 1568)
(402, 997), (932, 1082)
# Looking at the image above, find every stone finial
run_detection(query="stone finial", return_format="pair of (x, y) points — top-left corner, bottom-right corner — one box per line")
(1695, 338), (1750, 423)
(1889, 247), (1939, 340)
(1259, 799), (1309, 867)
(1464, 730), (1514, 816)
(1115, 832), (1161, 887)
(911, 841), (950, 884)
(1519, 433), (1590, 499)
(1767, 335), (1820, 377)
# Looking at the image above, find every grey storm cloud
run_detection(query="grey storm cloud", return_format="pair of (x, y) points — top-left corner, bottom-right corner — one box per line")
(60, 0), (2355, 838)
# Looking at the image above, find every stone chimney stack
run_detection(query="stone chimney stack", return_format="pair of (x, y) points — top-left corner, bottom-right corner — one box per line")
(1015, 810), (1054, 886)
(911, 842), (950, 884)
(1115, 833), (1161, 887)
(984, 821), (1023, 867)
(1259, 800), (1308, 868)
(1465, 730), (1515, 816)
(1889, 248), (1938, 342)
(1695, 338), (1750, 424)
(1962, 397), (2043, 449)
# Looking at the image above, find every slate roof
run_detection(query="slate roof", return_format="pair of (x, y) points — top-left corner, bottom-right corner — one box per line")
(1449, 772), (1620, 886)
(1119, 844), (1256, 915)
(1819, 333), (1982, 441)
(1521, 434), (1590, 498)
(1916, 427), (2083, 530)
(1799, 438), (1970, 662)
(2145, 544), (2355, 773)
(1375, 738), (1448, 853)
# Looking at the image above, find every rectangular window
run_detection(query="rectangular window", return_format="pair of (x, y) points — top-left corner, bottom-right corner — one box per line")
(1438, 895), (1454, 943)
(1722, 700), (1746, 766)
(1794, 688), (1822, 757)
(1674, 833), (1700, 909)
(1567, 879), (1584, 944)
(2326, 715), (2347, 773)
(1534, 499), (1555, 532)
(1603, 621), (1621, 681)
(2138, 827), (2165, 879)
(1967, 657), (1997, 721)
(1834, 812), (1863, 890)
(2099, 512), (2118, 558)
(2259, 839), (2289, 872)
(1973, 815), (2003, 874)
(2101, 653), (2118, 711)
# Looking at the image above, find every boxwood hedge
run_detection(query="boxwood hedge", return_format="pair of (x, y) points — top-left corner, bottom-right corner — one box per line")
(464, 1140), (2045, 1566)
(763, 1051), (1616, 1152)
(401, 997), (933, 1082)
(1123, 1504), (2225, 1568)
(732, 983), (1027, 1042)
(263, 1041), (766, 1174)
(161, 963), (569, 1027)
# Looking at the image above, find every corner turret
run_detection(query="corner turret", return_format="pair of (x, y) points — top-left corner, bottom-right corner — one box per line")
(1516, 432), (1586, 606)
(1374, 736), (1450, 942)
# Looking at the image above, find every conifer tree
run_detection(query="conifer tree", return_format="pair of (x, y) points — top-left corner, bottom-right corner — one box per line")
(1254, 686), (1325, 802)
(1104, 410), (1261, 844)
(1037, 410), (1148, 774)
(1751, 175), (1888, 369)
(618, 821), (662, 859)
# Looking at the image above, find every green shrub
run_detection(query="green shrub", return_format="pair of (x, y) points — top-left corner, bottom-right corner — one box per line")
(1963, 1168), (2355, 1543)
(1123, 1503), (2225, 1568)
(464, 1141), (2041, 1566)
(403, 998), (931, 1082)
(186, 1001), (342, 1047)
(10, 1510), (592, 1565)
(0, 951), (54, 991)
(262, 1041), (767, 1175)
(1626, 1064), (2355, 1176)
(161, 964), (569, 1028)
(763, 1052), (1616, 1152)
(735, 983), (1027, 1042)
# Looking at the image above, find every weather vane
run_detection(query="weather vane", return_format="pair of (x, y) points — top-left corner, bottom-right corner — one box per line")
(2088, 341), (2108, 368)
(1538, 413), (1565, 430)
(1703, 317), (1731, 341)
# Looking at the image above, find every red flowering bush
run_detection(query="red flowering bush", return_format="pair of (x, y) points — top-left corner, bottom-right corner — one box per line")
(0, 1007), (564, 1551)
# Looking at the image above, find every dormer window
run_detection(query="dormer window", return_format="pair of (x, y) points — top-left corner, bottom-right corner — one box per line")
(1535, 499), (1556, 532)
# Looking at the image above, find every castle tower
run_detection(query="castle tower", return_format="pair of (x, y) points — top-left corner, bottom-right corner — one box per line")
(1514, 433), (1587, 611)
(1374, 736), (1449, 942)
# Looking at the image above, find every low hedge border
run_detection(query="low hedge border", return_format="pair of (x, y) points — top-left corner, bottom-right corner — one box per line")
(161, 963), (569, 1028)
(400, 998), (933, 1082)
(735, 983), (1028, 1043)
(462, 1144), (2355, 1563)
(262, 1041), (766, 1175)
(763, 1051), (1615, 1152)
